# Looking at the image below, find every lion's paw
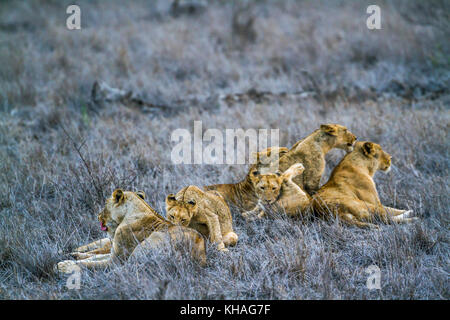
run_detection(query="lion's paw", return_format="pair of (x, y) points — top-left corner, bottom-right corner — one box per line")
(56, 260), (78, 273)
(288, 163), (305, 176)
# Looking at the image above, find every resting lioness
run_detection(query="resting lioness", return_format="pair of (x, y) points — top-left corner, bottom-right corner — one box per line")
(57, 189), (206, 272)
(204, 146), (289, 211)
(166, 186), (238, 251)
(243, 163), (311, 219)
(313, 141), (418, 228)
(268, 124), (357, 195)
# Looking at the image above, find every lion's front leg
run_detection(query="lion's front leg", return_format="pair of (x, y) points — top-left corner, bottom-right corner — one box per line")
(332, 200), (380, 229)
(71, 238), (112, 260)
(72, 238), (111, 253)
(70, 244), (112, 260)
(204, 210), (227, 252)
(57, 253), (112, 273)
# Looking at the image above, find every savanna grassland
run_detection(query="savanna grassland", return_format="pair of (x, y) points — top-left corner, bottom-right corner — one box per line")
(0, 0), (448, 299)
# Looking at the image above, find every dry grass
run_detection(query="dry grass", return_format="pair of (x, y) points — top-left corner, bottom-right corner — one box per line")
(0, 0), (448, 299)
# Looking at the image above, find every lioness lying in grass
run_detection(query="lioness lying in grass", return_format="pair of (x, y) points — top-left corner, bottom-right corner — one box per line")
(57, 189), (206, 272)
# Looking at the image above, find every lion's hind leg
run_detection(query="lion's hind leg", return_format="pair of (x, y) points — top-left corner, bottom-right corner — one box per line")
(331, 200), (380, 229)
(188, 230), (207, 267)
(130, 231), (169, 260)
(339, 213), (380, 229)
(165, 227), (207, 267)
(367, 204), (418, 224)
(383, 206), (409, 216)
(383, 206), (418, 223)
(390, 210), (418, 223)
(348, 202), (418, 225)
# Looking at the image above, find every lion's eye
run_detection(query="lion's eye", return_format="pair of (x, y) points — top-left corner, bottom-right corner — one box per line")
(272, 187), (276, 190)
(260, 186), (265, 190)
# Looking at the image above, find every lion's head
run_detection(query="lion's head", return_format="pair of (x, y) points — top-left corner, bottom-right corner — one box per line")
(251, 171), (283, 204)
(98, 189), (146, 237)
(165, 194), (197, 227)
(357, 141), (392, 172)
(251, 162), (306, 204)
(320, 124), (357, 152)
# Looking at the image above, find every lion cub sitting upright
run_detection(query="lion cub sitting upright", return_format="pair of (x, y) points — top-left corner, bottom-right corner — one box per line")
(243, 163), (311, 219)
(166, 186), (238, 252)
(268, 124), (357, 195)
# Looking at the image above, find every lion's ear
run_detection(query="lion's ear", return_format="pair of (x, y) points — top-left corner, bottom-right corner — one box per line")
(320, 124), (338, 136)
(112, 189), (125, 206)
(252, 151), (268, 165)
(278, 147), (289, 156)
(186, 199), (196, 209)
(136, 190), (146, 200)
(166, 194), (176, 206)
(362, 142), (375, 157)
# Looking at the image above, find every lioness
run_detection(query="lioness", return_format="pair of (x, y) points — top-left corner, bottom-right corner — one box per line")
(204, 146), (289, 211)
(268, 124), (357, 195)
(166, 186), (238, 251)
(57, 189), (206, 272)
(313, 141), (418, 228)
(243, 163), (311, 219)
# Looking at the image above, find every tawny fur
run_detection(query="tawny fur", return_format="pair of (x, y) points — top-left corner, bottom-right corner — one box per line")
(243, 163), (311, 219)
(204, 146), (289, 211)
(57, 190), (206, 273)
(313, 141), (418, 229)
(166, 186), (238, 251)
(268, 124), (357, 195)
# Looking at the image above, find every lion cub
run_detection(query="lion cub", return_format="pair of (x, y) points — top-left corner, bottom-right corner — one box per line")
(267, 124), (357, 195)
(204, 146), (289, 211)
(166, 186), (238, 251)
(243, 163), (311, 219)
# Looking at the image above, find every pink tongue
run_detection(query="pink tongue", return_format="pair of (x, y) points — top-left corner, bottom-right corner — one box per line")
(100, 222), (107, 231)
